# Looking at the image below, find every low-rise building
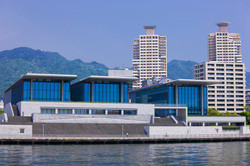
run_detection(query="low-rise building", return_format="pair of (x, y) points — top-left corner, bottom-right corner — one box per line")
(3, 73), (155, 124)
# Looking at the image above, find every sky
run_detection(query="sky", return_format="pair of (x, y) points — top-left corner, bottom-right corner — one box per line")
(0, 0), (250, 70)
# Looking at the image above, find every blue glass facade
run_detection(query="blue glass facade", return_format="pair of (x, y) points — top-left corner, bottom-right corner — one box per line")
(130, 85), (208, 116)
(10, 80), (70, 105)
(71, 82), (129, 103)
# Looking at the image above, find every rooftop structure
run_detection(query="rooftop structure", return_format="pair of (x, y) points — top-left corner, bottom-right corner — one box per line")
(216, 22), (231, 32)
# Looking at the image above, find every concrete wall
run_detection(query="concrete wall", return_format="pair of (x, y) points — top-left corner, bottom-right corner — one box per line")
(4, 89), (11, 107)
(187, 116), (246, 123)
(0, 113), (8, 122)
(18, 101), (155, 117)
(32, 114), (152, 124)
(0, 125), (32, 137)
(144, 126), (223, 137)
(4, 103), (14, 116)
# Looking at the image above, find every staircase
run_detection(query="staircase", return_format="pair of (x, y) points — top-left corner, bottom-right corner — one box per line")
(12, 105), (20, 116)
(152, 117), (184, 126)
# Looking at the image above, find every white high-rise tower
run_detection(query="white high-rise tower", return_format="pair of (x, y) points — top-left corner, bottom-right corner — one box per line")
(194, 22), (245, 113)
(132, 26), (167, 89)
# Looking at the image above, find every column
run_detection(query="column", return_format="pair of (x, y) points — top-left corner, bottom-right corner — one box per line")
(203, 122), (205, 127)
(216, 122), (218, 126)
(105, 109), (108, 115)
(91, 82), (94, 102)
(55, 109), (58, 114)
(121, 110), (124, 115)
(30, 80), (33, 100)
(72, 109), (75, 114)
(201, 85), (204, 115)
(89, 109), (92, 115)
(120, 82), (123, 103)
(228, 122), (231, 126)
(189, 122), (192, 126)
(61, 80), (64, 101)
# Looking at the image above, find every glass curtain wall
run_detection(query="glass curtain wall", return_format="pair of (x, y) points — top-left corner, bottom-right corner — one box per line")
(93, 83), (120, 103)
(178, 86), (201, 115)
(33, 81), (61, 101)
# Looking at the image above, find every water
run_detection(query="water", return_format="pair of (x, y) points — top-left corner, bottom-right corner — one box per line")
(0, 142), (250, 165)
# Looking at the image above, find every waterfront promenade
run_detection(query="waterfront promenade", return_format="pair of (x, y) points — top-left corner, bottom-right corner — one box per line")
(0, 135), (250, 145)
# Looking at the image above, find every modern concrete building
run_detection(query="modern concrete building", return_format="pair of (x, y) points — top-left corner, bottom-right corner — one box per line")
(3, 73), (155, 124)
(130, 78), (219, 116)
(194, 62), (246, 112)
(194, 22), (246, 113)
(132, 26), (167, 89)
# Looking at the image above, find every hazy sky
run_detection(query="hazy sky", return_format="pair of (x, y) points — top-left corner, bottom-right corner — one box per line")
(0, 0), (249, 70)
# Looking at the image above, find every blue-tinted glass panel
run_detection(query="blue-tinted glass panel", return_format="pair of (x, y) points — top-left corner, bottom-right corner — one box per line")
(32, 81), (62, 101)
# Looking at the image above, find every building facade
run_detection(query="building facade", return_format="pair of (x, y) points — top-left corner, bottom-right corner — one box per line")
(208, 22), (241, 63)
(246, 89), (250, 109)
(194, 62), (245, 112)
(132, 26), (167, 89)
(4, 73), (77, 106)
(3, 73), (155, 124)
(193, 22), (246, 113)
(130, 79), (218, 116)
(70, 76), (137, 103)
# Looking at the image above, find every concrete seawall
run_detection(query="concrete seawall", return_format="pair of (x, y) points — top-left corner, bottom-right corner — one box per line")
(0, 136), (250, 145)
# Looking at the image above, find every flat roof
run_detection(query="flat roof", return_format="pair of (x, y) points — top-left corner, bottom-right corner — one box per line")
(130, 79), (220, 93)
(4, 73), (78, 93)
(72, 75), (138, 85)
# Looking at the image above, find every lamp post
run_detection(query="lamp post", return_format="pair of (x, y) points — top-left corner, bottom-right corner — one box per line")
(42, 124), (45, 137)
(122, 125), (124, 137)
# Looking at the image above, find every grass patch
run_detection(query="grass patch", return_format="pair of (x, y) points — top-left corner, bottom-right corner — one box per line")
(222, 126), (240, 130)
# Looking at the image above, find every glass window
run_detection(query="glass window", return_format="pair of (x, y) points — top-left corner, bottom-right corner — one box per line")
(108, 110), (121, 115)
(92, 109), (105, 114)
(58, 109), (72, 114)
(41, 109), (55, 114)
(75, 109), (89, 114)
(124, 110), (137, 115)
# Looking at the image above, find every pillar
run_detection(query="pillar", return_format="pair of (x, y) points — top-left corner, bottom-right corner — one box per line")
(61, 80), (64, 101)
(120, 82), (123, 103)
(216, 122), (218, 126)
(89, 109), (92, 115)
(203, 122), (205, 127)
(105, 110), (108, 115)
(121, 110), (124, 115)
(30, 80), (33, 100)
(201, 85), (204, 115)
(91, 82), (94, 102)
(55, 109), (58, 114)
(189, 122), (192, 126)
(228, 122), (231, 126)
(72, 109), (75, 114)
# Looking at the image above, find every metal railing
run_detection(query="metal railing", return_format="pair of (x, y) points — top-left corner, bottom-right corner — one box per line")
(1, 133), (250, 139)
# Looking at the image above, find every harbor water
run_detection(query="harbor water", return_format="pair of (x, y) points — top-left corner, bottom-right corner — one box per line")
(0, 141), (250, 165)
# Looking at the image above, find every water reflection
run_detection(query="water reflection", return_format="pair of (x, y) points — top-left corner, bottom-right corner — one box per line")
(0, 142), (249, 165)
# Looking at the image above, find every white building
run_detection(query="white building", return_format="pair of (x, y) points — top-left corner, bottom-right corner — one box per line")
(194, 22), (246, 113)
(132, 26), (167, 89)
(246, 89), (250, 110)
(108, 68), (133, 77)
(194, 62), (245, 112)
(0, 100), (3, 109)
(208, 22), (241, 63)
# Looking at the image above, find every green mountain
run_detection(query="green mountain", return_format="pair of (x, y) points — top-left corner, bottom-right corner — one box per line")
(167, 59), (198, 79)
(0, 47), (108, 99)
(0, 47), (249, 100)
